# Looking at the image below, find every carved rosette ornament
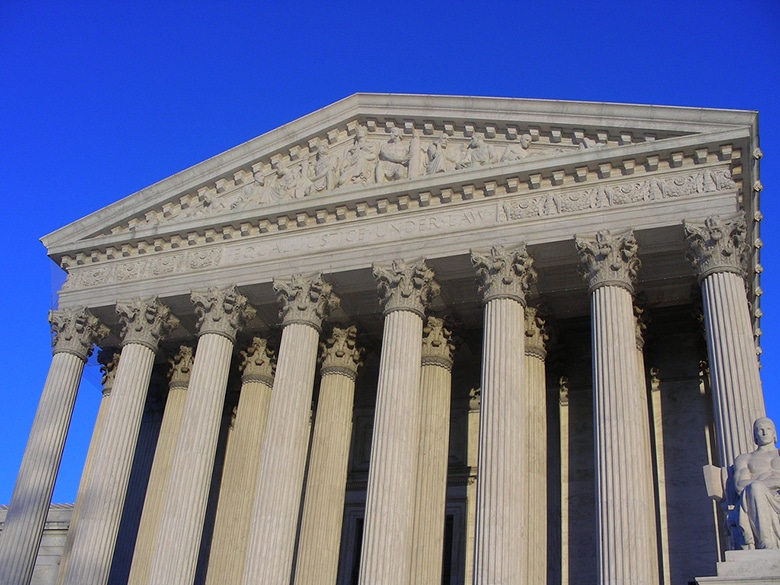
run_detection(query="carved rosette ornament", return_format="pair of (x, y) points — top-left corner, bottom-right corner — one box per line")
(97, 349), (120, 396)
(168, 345), (194, 390)
(575, 229), (640, 293)
(239, 337), (276, 386)
(191, 285), (256, 342)
(319, 326), (364, 380)
(49, 307), (109, 361)
(274, 273), (340, 331)
(116, 297), (180, 351)
(684, 211), (749, 282)
(421, 316), (456, 371)
(373, 258), (440, 317)
(470, 244), (536, 304)
(524, 307), (549, 360)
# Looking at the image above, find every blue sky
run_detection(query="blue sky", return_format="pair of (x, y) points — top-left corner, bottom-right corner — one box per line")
(0, 1), (778, 504)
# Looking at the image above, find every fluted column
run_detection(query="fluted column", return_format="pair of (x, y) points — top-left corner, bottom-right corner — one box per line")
(0, 308), (107, 585)
(127, 345), (193, 585)
(524, 307), (549, 585)
(464, 387), (480, 585)
(684, 212), (765, 466)
(410, 316), (456, 585)
(147, 286), (255, 585)
(294, 326), (363, 585)
(241, 275), (339, 585)
(559, 378), (570, 585)
(62, 298), (178, 585)
(55, 350), (119, 585)
(575, 229), (658, 585)
(358, 259), (439, 585)
(470, 244), (535, 585)
(205, 338), (276, 585)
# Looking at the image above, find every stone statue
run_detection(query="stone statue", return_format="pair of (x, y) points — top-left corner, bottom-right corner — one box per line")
(338, 125), (376, 187)
(730, 417), (780, 549)
(306, 141), (339, 196)
(375, 127), (413, 183)
(426, 133), (457, 175)
(457, 133), (496, 168)
(500, 133), (533, 163)
(260, 163), (306, 203)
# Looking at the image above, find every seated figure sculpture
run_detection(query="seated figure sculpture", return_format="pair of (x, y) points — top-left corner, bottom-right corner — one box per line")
(730, 417), (780, 549)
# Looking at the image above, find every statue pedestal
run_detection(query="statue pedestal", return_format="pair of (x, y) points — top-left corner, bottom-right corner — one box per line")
(696, 550), (780, 584)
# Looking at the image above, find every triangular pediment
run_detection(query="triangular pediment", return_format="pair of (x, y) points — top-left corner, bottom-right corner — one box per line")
(42, 93), (756, 266)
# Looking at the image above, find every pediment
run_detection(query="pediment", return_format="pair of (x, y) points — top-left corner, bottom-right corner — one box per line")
(42, 94), (757, 266)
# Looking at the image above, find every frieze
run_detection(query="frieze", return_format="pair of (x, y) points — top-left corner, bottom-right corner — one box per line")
(499, 167), (734, 221)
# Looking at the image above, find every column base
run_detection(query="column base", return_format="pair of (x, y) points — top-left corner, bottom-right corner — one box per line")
(696, 550), (780, 584)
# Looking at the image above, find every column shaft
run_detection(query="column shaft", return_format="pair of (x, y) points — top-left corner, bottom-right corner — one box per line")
(591, 285), (658, 585)
(294, 370), (357, 585)
(205, 377), (273, 585)
(702, 271), (765, 465)
(472, 297), (526, 584)
(525, 351), (547, 585)
(147, 332), (235, 585)
(359, 309), (424, 585)
(61, 343), (155, 585)
(127, 384), (188, 585)
(241, 323), (320, 584)
(559, 383), (570, 585)
(0, 351), (85, 585)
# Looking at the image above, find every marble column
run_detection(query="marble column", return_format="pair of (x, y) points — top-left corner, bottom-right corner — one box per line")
(294, 326), (363, 585)
(147, 286), (255, 585)
(410, 316), (455, 585)
(524, 307), (549, 585)
(55, 350), (119, 585)
(464, 387), (480, 585)
(470, 244), (535, 585)
(684, 212), (765, 466)
(205, 337), (276, 585)
(559, 378), (570, 585)
(127, 345), (194, 585)
(61, 298), (178, 585)
(358, 259), (439, 585)
(575, 229), (659, 585)
(0, 308), (107, 585)
(241, 275), (339, 585)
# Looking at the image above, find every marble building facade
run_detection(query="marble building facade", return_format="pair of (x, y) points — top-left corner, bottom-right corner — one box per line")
(0, 94), (769, 585)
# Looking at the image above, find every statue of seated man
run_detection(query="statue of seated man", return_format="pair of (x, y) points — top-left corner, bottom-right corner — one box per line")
(731, 417), (780, 549)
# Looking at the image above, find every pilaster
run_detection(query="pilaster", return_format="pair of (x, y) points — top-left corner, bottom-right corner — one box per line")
(294, 326), (363, 585)
(470, 243), (535, 585)
(241, 275), (338, 585)
(205, 338), (276, 585)
(0, 308), (107, 585)
(410, 316), (455, 585)
(576, 229), (659, 585)
(684, 212), (765, 466)
(358, 259), (438, 585)
(148, 286), (254, 585)
(61, 298), (178, 585)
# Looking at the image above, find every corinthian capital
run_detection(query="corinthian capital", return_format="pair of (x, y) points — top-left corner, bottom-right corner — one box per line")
(575, 229), (640, 293)
(684, 212), (749, 282)
(274, 274), (339, 330)
(373, 258), (439, 317)
(421, 316), (456, 370)
(239, 337), (276, 386)
(49, 307), (109, 361)
(524, 307), (549, 360)
(191, 285), (256, 342)
(320, 326), (364, 380)
(168, 345), (194, 390)
(116, 297), (179, 351)
(471, 243), (536, 304)
(97, 349), (120, 396)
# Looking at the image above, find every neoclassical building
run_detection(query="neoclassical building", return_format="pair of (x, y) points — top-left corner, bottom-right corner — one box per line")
(0, 95), (769, 585)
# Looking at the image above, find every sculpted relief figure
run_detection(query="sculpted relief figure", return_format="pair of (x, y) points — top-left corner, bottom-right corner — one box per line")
(426, 133), (458, 175)
(500, 133), (533, 162)
(306, 141), (339, 196)
(457, 133), (497, 169)
(259, 163), (306, 203)
(729, 417), (780, 549)
(375, 127), (417, 183)
(339, 125), (376, 187)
